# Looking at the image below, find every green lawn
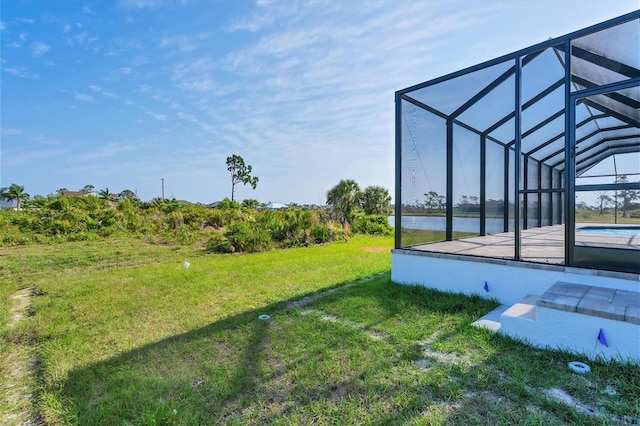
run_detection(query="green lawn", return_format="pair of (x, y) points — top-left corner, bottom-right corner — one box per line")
(1, 236), (638, 425)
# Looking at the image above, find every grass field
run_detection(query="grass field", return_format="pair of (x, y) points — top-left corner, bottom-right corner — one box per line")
(1, 236), (639, 425)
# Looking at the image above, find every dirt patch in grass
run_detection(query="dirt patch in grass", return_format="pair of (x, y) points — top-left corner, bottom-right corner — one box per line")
(360, 246), (389, 253)
(9, 287), (35, 326)
(2, 287), (39, 426)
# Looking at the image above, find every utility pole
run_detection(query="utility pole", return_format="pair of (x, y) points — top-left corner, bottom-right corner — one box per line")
(161, 178), (165, 200)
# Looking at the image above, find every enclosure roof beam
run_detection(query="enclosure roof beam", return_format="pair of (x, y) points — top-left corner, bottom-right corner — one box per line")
(549, 138), (640, 171)
(396, 11), (639, 96)
(572, 76), (640, 109)
(401, 94), (504, 146)
(576, 135), (639, 159)
(450, 52), (542, 120)
(526, 116), (625, 160)
(483, 78), (564, 137)
(575, 181), (640, 192)
(581, 98), (640, 128)
(576, 144), (640, 175)
(569, 45), (640, 79)
(537, 120), (629, 164)
(577, 124), (636, 147)
(400, 94), (448, 120)
(525, 132), (564, 158)
(506, 109), (565, 147)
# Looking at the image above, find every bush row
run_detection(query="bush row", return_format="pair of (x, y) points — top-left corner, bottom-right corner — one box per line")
(0, 196), (392, 252)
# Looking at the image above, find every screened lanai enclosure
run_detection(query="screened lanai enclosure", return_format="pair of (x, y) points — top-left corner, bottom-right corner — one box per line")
(395, 11), (639, 274)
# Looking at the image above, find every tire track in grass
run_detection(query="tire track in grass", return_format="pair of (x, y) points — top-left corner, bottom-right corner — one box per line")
(285, 273), (384, 311)
(2, 287), (39, 426)
(286, 276), (635, 424)
(9, 288), (33, 326)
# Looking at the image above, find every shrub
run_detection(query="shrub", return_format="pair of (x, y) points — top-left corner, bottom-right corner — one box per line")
(255, 209), (316, 248)
(327, 220), (349, 242)
(224, 220), (272, 253)
(205, 206), (248, 229)
(165, 211), (185, 230)
(205, 233), (235, 254)
(204, 209), (225, 228)
(257, 210), (286, 241)
(181, 205), (208, 229)
(216, 198), (241, 210)
(310, 223), (330, 244)
(67, 232), (99, 242)
(351, 214), (392, 236)
(173, 225), (198, 245)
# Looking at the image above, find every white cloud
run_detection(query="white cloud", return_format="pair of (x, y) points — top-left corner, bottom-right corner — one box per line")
(146, 111), (166, 121)
(74, 93), (94, 101)
(160, 34), (199, 52)
(169, 56), (222, 93)
(1, 127), (23, 137)
(177, 78), (215, 92)
(30, 134), (65, 146)
(89, 85), (120, 99)
(3, 66), (39, 79)
(31, 41), (50, 57)
(176, 110), (216, 133)
(68, 142), (139, 162)
(118, 0), (165, 9)
(5, 147), (68, 168)
(104, 66), (135, 82)
(172, 56), (215, 81)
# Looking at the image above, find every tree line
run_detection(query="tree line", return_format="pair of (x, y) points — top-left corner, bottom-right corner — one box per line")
(1, 178), (392, 252)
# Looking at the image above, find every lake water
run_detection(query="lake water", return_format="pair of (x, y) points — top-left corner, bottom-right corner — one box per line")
(388, 216), (516, 234)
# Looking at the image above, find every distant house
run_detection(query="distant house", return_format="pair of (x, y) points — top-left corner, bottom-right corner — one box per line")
(205, 201), (222, 209)
(264, 202), (288, 210)
(61, 190), (85, 197)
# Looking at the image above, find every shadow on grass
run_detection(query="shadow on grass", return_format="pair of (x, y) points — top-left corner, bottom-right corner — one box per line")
(52, 275), (639, 425)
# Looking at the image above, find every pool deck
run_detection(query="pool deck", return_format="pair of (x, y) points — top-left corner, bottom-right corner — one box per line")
(409, 223), (640, 265)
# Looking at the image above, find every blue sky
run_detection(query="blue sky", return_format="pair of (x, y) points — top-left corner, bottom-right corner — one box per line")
(1, 0), (638, 204)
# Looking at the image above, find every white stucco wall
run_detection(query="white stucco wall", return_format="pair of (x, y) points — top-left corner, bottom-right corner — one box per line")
(392, 249), (640, 362)
(391, 250), (640, 306)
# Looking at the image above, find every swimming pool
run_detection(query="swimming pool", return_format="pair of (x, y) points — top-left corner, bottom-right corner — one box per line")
(576, 226), (640, 237)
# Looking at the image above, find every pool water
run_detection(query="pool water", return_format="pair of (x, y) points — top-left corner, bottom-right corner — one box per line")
(577, 226), (640, 237)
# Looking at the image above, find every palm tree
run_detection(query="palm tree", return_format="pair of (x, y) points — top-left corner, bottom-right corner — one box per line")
(326, 179), (362, 224)
(98, 188), (112, 200)
(362, 185), (392, 215)
(0, 183), (30, 210)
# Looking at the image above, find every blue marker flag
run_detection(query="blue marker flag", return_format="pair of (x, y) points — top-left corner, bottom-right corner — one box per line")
(597, 328), (608, 347)
(483, 281), (489, 292)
